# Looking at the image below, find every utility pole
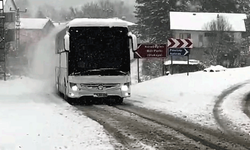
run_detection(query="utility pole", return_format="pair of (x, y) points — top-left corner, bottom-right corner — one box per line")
(10, 7), (27, 75)
(10, 7), (27, 54)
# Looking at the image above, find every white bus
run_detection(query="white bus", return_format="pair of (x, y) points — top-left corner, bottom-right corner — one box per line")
(55, 18), (137, 104)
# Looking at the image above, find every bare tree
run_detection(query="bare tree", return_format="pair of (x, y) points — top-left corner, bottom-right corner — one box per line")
(203, 15), (237, 66)
(81, 2), (104, 18)
(61, 0), (135, 21)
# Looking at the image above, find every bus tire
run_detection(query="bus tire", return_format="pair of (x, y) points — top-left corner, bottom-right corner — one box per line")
(55, 83), (59, 95)
(55, 78), (60, 95)
(116, 97), (123, 104)
(63, 92), (68, 101)
(63, 80), (76, 104)
(63, 79), (68, 101)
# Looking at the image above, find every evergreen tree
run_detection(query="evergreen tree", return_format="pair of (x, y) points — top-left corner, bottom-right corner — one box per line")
(135, 0), (188, 79)
(198, 0), (250, 13)
(199, 0), (238, 12)
(235, 0), (250, 14)
(135, 0), (186, 43)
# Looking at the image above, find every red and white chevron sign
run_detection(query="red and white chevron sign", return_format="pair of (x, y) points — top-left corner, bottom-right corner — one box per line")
(168, 38), (193, 48)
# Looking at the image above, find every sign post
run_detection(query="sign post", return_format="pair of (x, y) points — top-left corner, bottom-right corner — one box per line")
(187, 55), (189, 76)
(137, 58), (140, 83)
(134, 44), (167, 78)
(171, 56), (173, 75)
(167, 38), (193, 76)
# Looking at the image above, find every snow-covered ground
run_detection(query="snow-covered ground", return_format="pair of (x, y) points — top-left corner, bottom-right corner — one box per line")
(129, 67), (250, 130)
(0, 77), (115, 150)
(221, 82), (250, 134)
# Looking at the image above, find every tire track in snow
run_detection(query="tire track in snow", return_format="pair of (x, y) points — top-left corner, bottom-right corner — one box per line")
(115, 103), (247, 150)
(243, 92), (250, 119)
(213, 81), (250, 149)
(74, 101), (248, 150)
(76, 105), (211, 150)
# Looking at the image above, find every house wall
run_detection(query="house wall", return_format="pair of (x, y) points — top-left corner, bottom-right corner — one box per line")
(20, 30), (43, 44)
(18, 21), (55, 69)
(43, 21), (55, 34)
(172, 30), (243, 48)
(4, 12), (15, 43)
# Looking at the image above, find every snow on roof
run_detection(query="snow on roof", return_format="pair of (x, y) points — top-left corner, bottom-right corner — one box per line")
(52, 21), (68, 27)
(164, 59), (201, 65)
(53, 22), (60, 27)
(20, 18), (51, 29)
(112, 17), (137, 26)
(67, 18), (136, 28)
(170, 12), (247, 32)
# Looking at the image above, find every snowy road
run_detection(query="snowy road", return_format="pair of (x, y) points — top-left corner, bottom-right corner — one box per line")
(244, 93), (250, 119)
(0, 78), (116, 150)
(75, 101), (249, 150)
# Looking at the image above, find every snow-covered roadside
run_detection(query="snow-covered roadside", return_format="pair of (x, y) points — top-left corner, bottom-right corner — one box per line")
(221, 82), (250, 135)
(0, 78), (115, 150)
(128, 67), (250, 130)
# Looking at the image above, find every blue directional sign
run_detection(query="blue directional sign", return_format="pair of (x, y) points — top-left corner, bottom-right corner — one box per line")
(168, 48), (190, 56)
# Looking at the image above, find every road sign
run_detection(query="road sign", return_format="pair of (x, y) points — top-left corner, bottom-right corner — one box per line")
(168, 48), (190, 56)
(168, 38), (193, 48)
(134, 44), (167, 58)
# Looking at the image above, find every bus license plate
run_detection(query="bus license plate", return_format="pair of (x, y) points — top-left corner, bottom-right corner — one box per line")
(94, 93), (107, 97)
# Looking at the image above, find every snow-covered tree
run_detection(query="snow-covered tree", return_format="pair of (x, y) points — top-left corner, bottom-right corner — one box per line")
(196, 0), (250, 13)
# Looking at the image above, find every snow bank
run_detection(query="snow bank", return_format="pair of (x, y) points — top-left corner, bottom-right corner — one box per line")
(129, 66), (250, 129)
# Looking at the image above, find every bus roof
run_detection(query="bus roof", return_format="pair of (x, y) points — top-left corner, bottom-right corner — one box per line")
(67, 18), (135, 28)
(164, 59), (201, 65)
